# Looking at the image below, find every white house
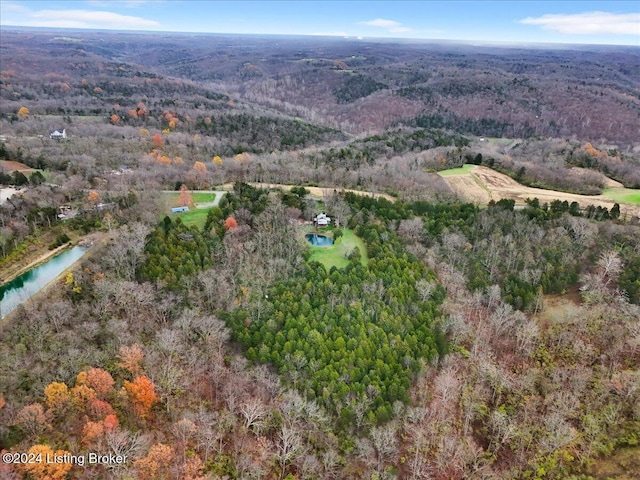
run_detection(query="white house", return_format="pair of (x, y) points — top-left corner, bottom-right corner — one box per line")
(50, 128), (66, 140)
(313, 213), (331, 227)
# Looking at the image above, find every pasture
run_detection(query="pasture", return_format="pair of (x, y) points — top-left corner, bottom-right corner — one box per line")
(603, 187), (640, 205)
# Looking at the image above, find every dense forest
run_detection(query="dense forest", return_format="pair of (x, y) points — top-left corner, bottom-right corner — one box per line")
(1, 28), (639, 480)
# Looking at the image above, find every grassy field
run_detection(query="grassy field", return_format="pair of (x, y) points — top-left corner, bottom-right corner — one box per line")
(437, 164), (475, 176)
(172, 208), (211, 228)
(161, 191), (217, 229)
(603, 187), (640, 205)
(307, 228), (368, 270)
(163, 191), (217, 204)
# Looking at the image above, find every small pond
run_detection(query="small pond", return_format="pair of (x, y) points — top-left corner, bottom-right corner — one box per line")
(1, 246), (88, 318)
(305, 233), (334, 247)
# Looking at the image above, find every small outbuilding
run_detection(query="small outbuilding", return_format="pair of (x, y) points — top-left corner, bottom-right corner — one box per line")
(50, 128), (67, 140)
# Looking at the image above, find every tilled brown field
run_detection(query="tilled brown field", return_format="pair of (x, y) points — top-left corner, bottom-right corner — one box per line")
(443, 166), (640, 218)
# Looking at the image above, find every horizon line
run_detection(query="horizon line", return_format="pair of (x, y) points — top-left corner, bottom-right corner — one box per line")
(1, 24), (639, 49)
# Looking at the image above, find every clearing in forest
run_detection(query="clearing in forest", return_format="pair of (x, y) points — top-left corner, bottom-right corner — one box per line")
(172, 208), (211, 228)
(306, 228), (368, 270)
(441, 165), (640, 218)
(161, 191), (219, 228)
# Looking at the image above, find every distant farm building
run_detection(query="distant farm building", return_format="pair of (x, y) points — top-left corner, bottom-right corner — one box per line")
(57, 205), (77, 219)
(50, 128), (67, 140)
(313, 213), (331, 227)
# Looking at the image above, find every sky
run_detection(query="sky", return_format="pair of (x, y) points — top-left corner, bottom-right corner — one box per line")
(1, 0), (639, 46)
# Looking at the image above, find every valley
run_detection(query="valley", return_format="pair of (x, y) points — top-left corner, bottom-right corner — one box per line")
(0, 25), (639, 480)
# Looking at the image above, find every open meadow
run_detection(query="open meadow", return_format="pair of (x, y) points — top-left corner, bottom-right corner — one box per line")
(440, 165), (640, 218)
(306, 228), (368, 270)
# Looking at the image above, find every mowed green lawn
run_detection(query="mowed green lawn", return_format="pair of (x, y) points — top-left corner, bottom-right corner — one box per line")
(603, 187), (640, 205)
(437, 164), (475, 176)
(173, 208), (211, 228)
(163, 191), (217, 204)
(307, 228), (368, 270)
(161, 191), (217, 229)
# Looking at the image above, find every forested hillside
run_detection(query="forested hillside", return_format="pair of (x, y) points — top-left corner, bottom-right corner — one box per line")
(1, 28), (639, 480)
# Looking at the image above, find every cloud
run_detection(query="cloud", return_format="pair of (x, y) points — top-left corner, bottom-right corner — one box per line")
(519, 11), (640, 35)
(0, 3), (160, 30)
(360, 18), (412, 34)
(361, 19), (401, 28)
(30, 9), (160, 29)
(0, 2), (28, 13)
(310, 31), (350, 37)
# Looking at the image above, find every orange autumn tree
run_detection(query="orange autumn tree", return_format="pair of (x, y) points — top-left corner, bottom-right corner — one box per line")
(82, 420), (105, 446)
(134, 443), (175, 480)
(157, 155), (171, 166)
(224, 217), (238, 231)
(17, 106), (29, 118)
(193, 161), (207, 174)
(87, 190), (100, 203)
(88, 398), (116, 420)
(152, 133), (164, 147)
(584, 141), (605, 158)
(110, 114), (120, 125)
(176, 184), (194, 208)
(193, 161), (208, 188)
(123, 375), (157, 419)
(83, 367), (114, 399)
(234, 152), (250, 163)
(19, 445), (73, 480)
(81, 413), (118, 447)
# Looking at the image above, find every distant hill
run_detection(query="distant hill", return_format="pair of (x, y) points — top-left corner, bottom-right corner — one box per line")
(1, 29), (639, 144)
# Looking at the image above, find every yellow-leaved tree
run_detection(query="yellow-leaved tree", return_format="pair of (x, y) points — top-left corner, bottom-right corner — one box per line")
(19, 445), (73, 480)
